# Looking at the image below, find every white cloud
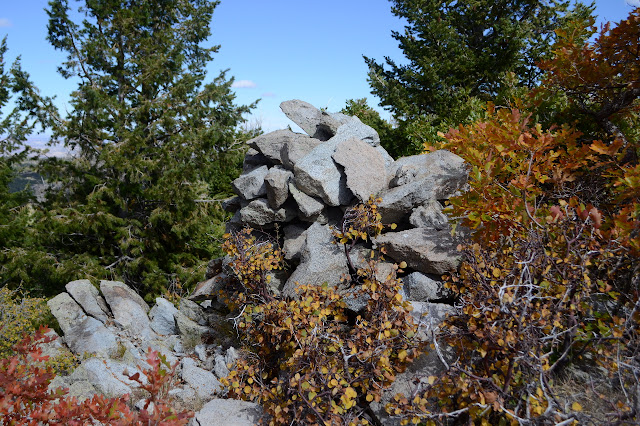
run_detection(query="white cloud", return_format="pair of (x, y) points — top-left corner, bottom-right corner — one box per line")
(627, 0), (640, 6)
(232, 79), (257, 89)
(0, 18), (12, 28)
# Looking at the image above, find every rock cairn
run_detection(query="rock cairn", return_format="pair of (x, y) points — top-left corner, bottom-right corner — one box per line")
(193, 99), (468, 307)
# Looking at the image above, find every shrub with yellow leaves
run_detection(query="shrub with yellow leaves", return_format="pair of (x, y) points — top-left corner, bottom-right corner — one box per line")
(219, 198), (426, 425)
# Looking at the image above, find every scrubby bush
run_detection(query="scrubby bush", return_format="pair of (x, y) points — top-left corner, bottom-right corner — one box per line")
(385, 12), (640, 420)
(0, 326), (193, 425)
(220, 198), (426, 425)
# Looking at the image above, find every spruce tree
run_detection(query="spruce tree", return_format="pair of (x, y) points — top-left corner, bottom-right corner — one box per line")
(366, 0), (593, 156)
(40, 0), (255, 298)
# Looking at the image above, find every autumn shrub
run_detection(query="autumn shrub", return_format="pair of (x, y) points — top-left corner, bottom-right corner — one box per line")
(0, 286), (50, 359)
(0, 325), (194, 425)
(386, 90), (639, 422)
(220, 198), (426, 425)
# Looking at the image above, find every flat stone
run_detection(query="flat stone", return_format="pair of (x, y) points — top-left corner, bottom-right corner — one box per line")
(179, 298), (207, 326)
(238, 198), (296, 227)
(82, 358), (141, 397)
(249, 129), (315, 165)
(282, 223), (308, 261)
(100, 280), (154, 339)
(402, 272), (450, 302)
(280, 99), (341, 141)
(264, 166), (293, 209)
(377, 174), (465, 224)
(47, 292), (87, 336)
(409, 199), (450, 230)
(149, 298), (179, 336)
(289, 182), (325, 217)
(293, 138), (353, 206)
(332, 137), (387, 201)
(374, 228), (461, 275)
(329, 115), (380, 147)
(65, 279), (110, 323)
(282, 223), (348, 297)
(65, 316), (119, 357)
(192, 398), (263, 426)
(231, 165), (269, 201)
(390, 149), (467, 187)
(181, 357), (222, 399)
(280, 135), (324, 170)
(189, 273), (232, 301)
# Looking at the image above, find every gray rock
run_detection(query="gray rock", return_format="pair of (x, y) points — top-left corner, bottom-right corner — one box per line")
(282, 223), (348, 297)
(283, 223), (308, 261)
(390, 149), (467, 188)
(66, 381), (98, 400)
(264, 166), (293, 209)
(65, 316), (119, 357)
(329, 115), (380, 147)
(175, 310), (208, 342)
(46, 292), (87, 336)
(280, 135), (323, 170)
(65, 279), (110, 323)
(249, 129), (315, 165)
(191, 398), (263, 426)
(221, 196), (246, 213)
(82, 358), (142, 397)
(242, 148), (271, 172)
(403, 272), (449, 302)
(189, 273), (231, 301)
(149, 298), (179, 336)
(289, 182), (325, 218)
(280, 99), (341, 141)
(377, 174), (465, 224)
(214, 353), (230, 379)
(293, 138), (353, 206)
(179, 298), (207, 325)
(238, 198), (296, 227)
(168, 387), (197, 405)
(100, 280), (154, 339)
(409, 199), (449, 230)
(181, 357), (222, 399)
(332, 137), (387, 201)
(231, 165), (269, 201)
(374, 228), (461, 275)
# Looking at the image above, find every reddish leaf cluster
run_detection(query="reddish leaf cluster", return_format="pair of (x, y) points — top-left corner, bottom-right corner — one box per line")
(0, 326), (193, 425)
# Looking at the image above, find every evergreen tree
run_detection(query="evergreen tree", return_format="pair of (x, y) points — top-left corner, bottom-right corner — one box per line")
(37, 0), (256, 298)
(0, 37), (59, 290)
(366, 0), (593, 156)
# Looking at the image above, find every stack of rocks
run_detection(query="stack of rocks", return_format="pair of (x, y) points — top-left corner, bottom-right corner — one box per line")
(193, 99), (468, 307)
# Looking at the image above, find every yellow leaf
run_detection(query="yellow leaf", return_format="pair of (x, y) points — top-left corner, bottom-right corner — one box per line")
(390, 223), (397, 230)
(399, 261), (407, 269)
(572, 401), (582, 412)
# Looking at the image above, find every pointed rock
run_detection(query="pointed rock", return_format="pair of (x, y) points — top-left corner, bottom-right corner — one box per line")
(65, 279), (110, 323)
(280, 99), (341, 141)
(232, 165), (269, 201)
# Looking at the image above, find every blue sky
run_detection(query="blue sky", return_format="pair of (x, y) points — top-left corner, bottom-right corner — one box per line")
(1, 0), (639, 139)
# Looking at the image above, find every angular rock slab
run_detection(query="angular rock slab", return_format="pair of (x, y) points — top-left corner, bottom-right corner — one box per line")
(264, 166), (293, 209)
(283, 222), (348, 297)
(249, 128), (315, 165)
(81, 358), (144, 397)
(402, 272), (450, 302)
(280, 99), (341, 141)
(332, 137), (387, 201)
(65, 279), (110, 323)
(149, 298), (179, 336)
(192, 398), (263, 426)
(238, 198), (296, 227)
(409, 199), (449, 230)
(389, 149), (467, 187)
(181, 357), (222, 399)
(100, 280), (154, 339)
(65, 316), (119, 357)
(47, 292), (88, 336)
(280, 135), (323, 170)
(231, 165), (268, 201)
(377, 174), (465, 224)
(374, 228), (461, 275)
(289, 182), (324, 218)
(329, 115), (380, 147)
(293, 138), (353, 206)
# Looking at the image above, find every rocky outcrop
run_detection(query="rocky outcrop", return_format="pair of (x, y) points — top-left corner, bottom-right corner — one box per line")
(44, 279), (238, 420)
